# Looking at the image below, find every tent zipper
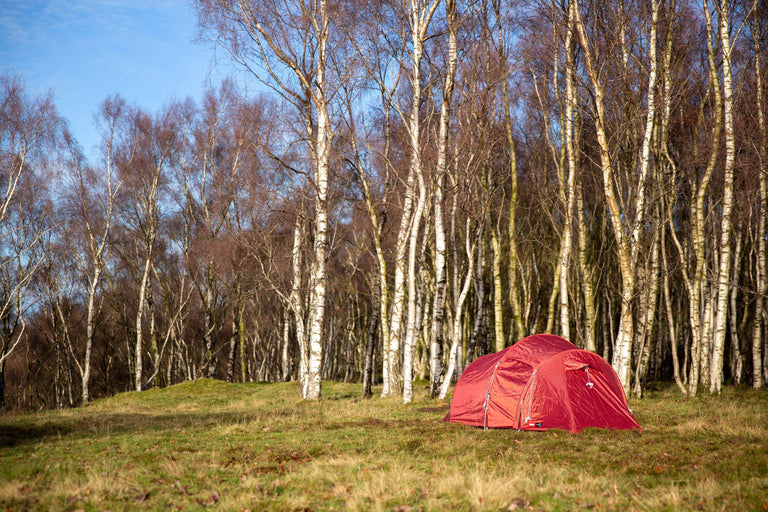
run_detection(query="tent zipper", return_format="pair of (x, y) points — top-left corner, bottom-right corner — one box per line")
(483, 360), (502, 431)
(523, 368), (538, 426)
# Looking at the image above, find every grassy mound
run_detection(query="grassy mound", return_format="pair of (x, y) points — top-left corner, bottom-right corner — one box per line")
(1, 381), (766, 511)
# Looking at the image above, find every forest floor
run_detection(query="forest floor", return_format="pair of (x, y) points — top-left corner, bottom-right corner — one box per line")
(0, 379), (766, 511)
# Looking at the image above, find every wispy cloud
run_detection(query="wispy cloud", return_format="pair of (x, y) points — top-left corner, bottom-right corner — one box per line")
(0, 0), (229, 158)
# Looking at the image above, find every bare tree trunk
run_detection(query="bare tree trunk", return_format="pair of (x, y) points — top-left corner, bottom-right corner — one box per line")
(303, 16), (332, 399)
(290, 215), (308, 391)
(383, 0), (440, 399)
(227, 311), (238, 383)
(662, 215), (687, 394)
(494, 0), (524, 343)
(363, 273), (380, 398)
(203, 279), (219, 379)
(710, 0), (736, 394)
(134, 255), (152, 391)
(341, 85), (390, 398)
(282, 308), (291, 381)
(657, 0), (686, 395)
(402, 149), (427, 404)
(226, 281), (244, 383)
(467, 226), (487, 363)
(574, 0), (660, 394)
(752, 0), (766, 389)
(678, 0), (723, 397)
(70, 98), (121, 403)
(382, 165), (414, 397)
(429, 0), (457, 397)
(558, 2), (578, 341)
(633, 231), (661, 397)
(490, 225), (504, 349)
(239, 299), (246, 383)
(729, 228), (744, 385)
(576, 170), (596, 352)
(439, 218), (478, 399)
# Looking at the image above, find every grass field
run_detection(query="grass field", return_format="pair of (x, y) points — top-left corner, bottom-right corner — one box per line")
(1, 379), (767, 511)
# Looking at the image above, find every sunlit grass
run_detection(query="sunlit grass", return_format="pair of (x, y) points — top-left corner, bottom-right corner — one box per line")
(1, 379), (766, 511)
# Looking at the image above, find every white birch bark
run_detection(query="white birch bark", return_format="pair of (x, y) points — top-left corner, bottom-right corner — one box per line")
(382, 166), (414, 397)
(661, 210), (688, 394)
(282, 308), (291, 381)
(402, 161), (427, 404)
(344, 92), (389, 397)
(576, 171), (596, 352)
(752, 0), (766, 389)
(558, 1), (578, 341)
(678, 0), (722, 396)
(633, 232), (661, 397)
(70, 99), (121, 403)
(429, 0), (458, 398)
(134, 161), (162, 391)
(233, 0), (334, 399)
(290, 215), (308, 393)
(382, 0), (440, 398)
(493, 0), (524, 342)
(710, 0), (736, 394)
(402, 0), (442, 403)
(504, 104), (522, 341)
(134, 255), (151, 390)
(490, 228), (504, 351)
(657, 0), (687, 394)
(304, 15), (331, 399)
(431, 166), (448, 395)
(729, 228), (744, 385)
(573, 0), (659, 394)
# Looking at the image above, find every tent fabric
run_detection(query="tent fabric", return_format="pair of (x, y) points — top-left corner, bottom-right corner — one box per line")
(445, 333), (640, 433)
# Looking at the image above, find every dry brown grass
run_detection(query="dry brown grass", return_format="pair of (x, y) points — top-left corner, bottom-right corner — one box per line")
(1, 379), (766, 511)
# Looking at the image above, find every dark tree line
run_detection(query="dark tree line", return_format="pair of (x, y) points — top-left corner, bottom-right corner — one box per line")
(2, 0), (767, 410)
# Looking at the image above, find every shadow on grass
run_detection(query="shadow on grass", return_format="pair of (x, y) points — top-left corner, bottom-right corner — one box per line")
(0, 410), (271, 448)
(0, 407), (446, 450)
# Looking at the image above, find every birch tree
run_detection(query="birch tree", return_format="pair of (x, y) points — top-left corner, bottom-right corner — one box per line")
(346, 0), (440, 398)
(497, 0), (525, 344)
(115, 105), (177, 391)
(573, 0), (660, 394)
(426, 0), (458, 400)
(0, 75), (60, 407)
(339, 84), (388, 398)
(554, 0), (578, 341)
(438, 224), (475, 399)
(197, 0), (338, 399)
(184, 84), (243, 379)
(64, 95), (123, 403)
(708, 0), (736, 394)
(752, 0), (766, 389)
(381, 0), (441, 399)
(663, 0), (720, 396)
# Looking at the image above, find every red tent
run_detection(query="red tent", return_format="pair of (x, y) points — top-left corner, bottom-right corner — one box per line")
(445, 334), (640, 432)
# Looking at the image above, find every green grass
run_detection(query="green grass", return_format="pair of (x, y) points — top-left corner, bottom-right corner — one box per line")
(1, 379), (767, 511)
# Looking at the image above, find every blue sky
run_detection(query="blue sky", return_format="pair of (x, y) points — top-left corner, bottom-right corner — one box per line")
(0, 0), (236, 159)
